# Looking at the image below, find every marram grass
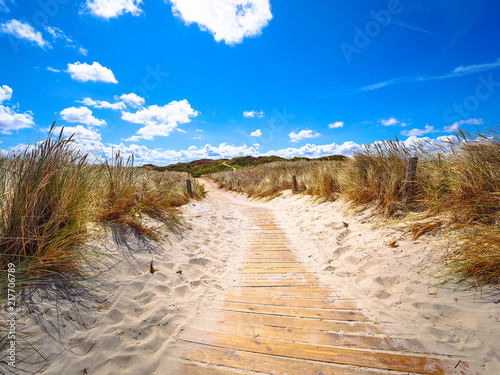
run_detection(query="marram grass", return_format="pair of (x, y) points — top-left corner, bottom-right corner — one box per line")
(211, 129), (500, 287)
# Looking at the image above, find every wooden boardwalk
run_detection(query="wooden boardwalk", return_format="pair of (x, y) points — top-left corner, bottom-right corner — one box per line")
(174, 192), (473, 374)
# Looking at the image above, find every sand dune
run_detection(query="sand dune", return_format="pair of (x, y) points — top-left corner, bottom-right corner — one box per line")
(8, 179), (500, 374)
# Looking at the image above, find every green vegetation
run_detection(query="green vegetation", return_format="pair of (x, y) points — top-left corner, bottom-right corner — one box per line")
(211, 129), (500, 287)
(0, 125), (205, 291)
(153, 155), (347, 177)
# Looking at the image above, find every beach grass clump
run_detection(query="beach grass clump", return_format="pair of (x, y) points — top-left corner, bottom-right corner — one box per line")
(0, 125), (206, 290)
(0, 126), (93, 288)
(210, 128), (500, 286)
(95, 152), (206, 237)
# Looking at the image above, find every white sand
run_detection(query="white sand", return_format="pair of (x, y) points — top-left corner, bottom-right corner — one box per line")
(7, 179), (500, 374)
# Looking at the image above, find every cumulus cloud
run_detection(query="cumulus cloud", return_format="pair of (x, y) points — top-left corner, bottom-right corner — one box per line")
(0, 85), (13, 102)
(60, 106), (106, 126)
(54, 125), (101, 142)
(289, 129), (321, 143)
(66, 61), (117, 83)
(122, 99), (198, 140)
(443, 118), (483, 133)
(265, 141), (360, 159)
(243, 110), (264, 118)
(0, 85), (34, 134)
(250, 129), (262, 137)
(380, 117), (403, 126)
(85, 0), (143, 19)
(328, 121), (344, 129)
(80, 97), (126, 110)
(0, 106), (34, 134)
(0, 19), (49, 48)
(400, 125), (436, 137)
(118, 93), (145, 107)
(169, 0), (272, 45)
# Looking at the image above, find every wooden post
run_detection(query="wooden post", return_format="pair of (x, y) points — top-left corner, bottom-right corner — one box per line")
(402, 157), (418, 207)
(186, 179), (193, 197)
(292, 175), (298, 192)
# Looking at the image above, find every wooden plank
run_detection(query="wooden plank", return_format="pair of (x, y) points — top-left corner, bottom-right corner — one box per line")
(228, 288), (337, 299)
(222, 302), (368, 322)
(180, 343), (395, 375)
(192, 319), (430, 353)
(240, 268), (310, 274)
(224, 293), (359, 310)
(218, 311), (380, 334)
(176, 361), (258, 374)
(179, 329), (460, 375)
(241, 280), (323, 287)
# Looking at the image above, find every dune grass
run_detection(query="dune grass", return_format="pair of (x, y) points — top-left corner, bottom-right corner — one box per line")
(211, 129), (500, 286)
(0, 125), (206, 292)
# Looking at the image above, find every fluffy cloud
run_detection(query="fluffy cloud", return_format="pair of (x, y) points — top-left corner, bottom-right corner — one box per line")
(169, 0), (272, 45)
(243, 109), (264, 118)
(443, 118), (483, 133)
(380, 117), (401, 126)
(66, 62), (118, 83)
(265, 141), (360, 159)
(54, 125), (101, 142)
(0, 85), (13, 102)
(85, 0), (143, 19)
(60, 106), (106, 126)
(119, 93), (145, 107)
(0, 85), (34, 134)
(328, 121), (344, 129)
(80, 97), (126, 110)
(250, 129), (262, 137)
(122, 99), (198, 140)
(0, 19), (49, 48)
(289, 129), (321, 143)
(400, 125), (436, 137)
(0, 106), (34, 134)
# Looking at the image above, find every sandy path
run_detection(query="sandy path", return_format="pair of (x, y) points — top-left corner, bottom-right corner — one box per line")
(166, 180), (480, 374)
(8, 179), (498, 374)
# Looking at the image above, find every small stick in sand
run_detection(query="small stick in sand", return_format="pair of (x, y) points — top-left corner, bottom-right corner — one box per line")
(150, 259), (156, 274)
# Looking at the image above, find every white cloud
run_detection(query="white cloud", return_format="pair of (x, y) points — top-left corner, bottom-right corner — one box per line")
(195, 129), (203, 132)
(85, 0), (143, 19)
(380, 117), (401, 126)
(289, 129), (321, 143)
(79, 46), (88, 56)
(169, 0), (272, 45)
(0, 106), (34, 134)
(80, 97), (126, 110)
(400, 124), (436, 137)
(118, 93), (145, 107)
(243, 109), (264, 118)
(265, 141), (360, 159)
(0, 85), (13, 102)
(60, 106), (106, 126)
(0, 85), (34, 134)
(66, 61), (117, 83)
(44, 26), (88, 55)
(250, 129), (262, 137)
(192, 136), (201, 140)
(443, 118), (484, 133)
(122, 99), (198, 140)
(0, 19), (49, 48)
(54, 125), (101, 142)
(46, 67), (61, 73)
(328, 121), (344, 129)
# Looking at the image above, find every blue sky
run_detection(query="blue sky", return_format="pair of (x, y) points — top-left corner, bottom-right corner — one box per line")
(1, 0), (499, 164)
